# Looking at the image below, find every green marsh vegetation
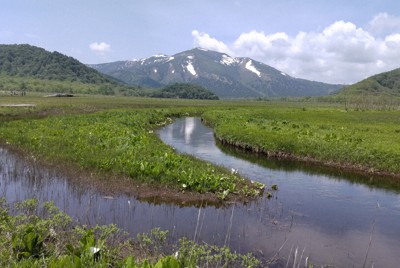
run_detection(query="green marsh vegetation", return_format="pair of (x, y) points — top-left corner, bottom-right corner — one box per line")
(202, 105), (400, 175)
(0, 96), (266, 200)
(1, 95), (399, 267)
(1, 95), (400, 197)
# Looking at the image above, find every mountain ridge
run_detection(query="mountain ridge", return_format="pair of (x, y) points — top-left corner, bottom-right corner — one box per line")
(90, 48), (343, 98)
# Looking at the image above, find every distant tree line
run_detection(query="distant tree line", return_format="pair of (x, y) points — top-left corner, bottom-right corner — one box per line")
(149, 83), (219, 100)
(0, 75), (143, 96)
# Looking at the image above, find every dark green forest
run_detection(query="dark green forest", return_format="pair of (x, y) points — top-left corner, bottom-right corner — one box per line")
(0, 44), (141, 95)
(0, 44), (111, 83)
(150, 83), (219, 100)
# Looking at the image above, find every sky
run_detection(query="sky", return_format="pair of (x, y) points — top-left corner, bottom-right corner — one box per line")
(1, 0), (400, 84)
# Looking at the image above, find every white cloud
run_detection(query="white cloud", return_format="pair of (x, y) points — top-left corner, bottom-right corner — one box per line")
(233, 30), (290, 60)
(319, 21), (378, 63)
(192, 30), (232, 55)
(369, 13), (400, 36)
(89, 42), (111, 53)
(192, 14), (400, 84)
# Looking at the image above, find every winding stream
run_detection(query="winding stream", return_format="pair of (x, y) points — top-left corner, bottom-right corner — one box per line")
(1, 117), (400, 267)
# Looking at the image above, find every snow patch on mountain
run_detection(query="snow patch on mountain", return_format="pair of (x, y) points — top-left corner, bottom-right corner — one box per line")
(137, 54), (171, 65)
(124, 61), (137, 67)
(220, 54), (239, 66)
(186, 61), (197, 76)
(245, 60), (261, 77)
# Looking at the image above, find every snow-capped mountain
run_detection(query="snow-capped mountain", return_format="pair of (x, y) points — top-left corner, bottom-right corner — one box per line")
(90, 48), (342, 98)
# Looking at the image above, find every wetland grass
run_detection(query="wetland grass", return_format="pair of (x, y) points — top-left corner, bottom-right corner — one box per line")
(202, 106), (400, 176)
(0, 104), (265, 200)
(1, 96), (399, 267)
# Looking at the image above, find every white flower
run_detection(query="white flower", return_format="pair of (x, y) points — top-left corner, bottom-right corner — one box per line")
(90, 247), (100, 254)
(49, 228), (57, 237)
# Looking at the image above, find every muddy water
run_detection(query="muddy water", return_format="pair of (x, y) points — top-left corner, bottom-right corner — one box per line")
(1, 117), (400, 267)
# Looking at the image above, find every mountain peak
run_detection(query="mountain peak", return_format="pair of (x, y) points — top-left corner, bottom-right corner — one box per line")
(193, 47), (209, 52)
(91, 48), (342, 98)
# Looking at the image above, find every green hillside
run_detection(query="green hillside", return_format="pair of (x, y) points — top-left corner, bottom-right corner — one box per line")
(0, 44), (139, 95)
(339, 68), (400, 97)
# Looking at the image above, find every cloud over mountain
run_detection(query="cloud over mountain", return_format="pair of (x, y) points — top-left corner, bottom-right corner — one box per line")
(192, 13), (400, 84)
(89, 42), (111, 53)
(192, 30), (232, 55)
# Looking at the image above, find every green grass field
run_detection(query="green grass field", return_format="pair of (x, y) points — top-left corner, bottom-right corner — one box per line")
(2, 94), (400, 181)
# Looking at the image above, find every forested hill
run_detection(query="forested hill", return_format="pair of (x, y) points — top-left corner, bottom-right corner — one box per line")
(150, 83), (219, 100)
(338, 68), (400, 97)
(0, 44), (112, 84)
(0, 44), (142, 95)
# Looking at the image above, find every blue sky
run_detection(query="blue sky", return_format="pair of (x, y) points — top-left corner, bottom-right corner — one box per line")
(1, 0), (400, 84)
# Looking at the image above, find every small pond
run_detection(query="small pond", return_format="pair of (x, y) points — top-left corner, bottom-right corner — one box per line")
(1, 117), (400, 267)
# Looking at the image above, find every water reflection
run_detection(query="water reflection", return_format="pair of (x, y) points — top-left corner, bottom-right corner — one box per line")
(1, 117), (400, 267)
(182, 117), (195, 144)
(158, 117), (400, 268)
(217, 142), (400, 194)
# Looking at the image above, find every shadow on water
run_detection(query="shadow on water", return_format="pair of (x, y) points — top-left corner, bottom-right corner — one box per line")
(216, 140), (400, 194)
(1, 117), (400, 267)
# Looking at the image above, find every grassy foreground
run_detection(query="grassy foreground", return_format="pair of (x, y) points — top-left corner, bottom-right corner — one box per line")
(0, 198), (261, 267)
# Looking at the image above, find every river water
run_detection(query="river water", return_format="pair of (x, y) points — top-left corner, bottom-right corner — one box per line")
(1, 117), (400, 267)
